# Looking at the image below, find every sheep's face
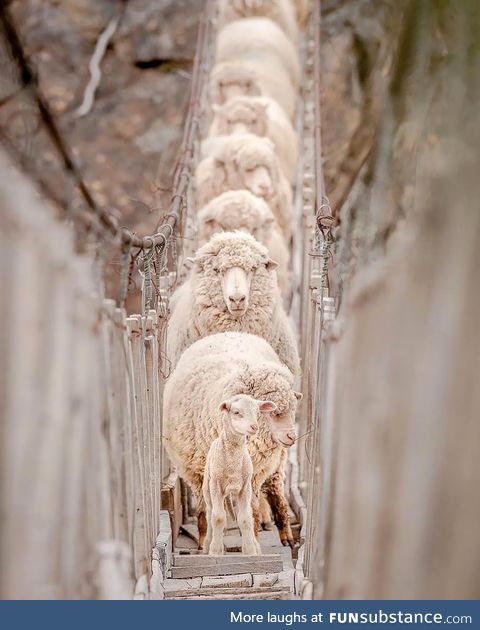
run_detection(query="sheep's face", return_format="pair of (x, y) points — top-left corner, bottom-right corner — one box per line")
(221, 266), (252, 316)
(268, 393), (302, 447)
(215, 99), (267, 136)
(198, 192), (274, 244)
(246, 368), (303, 447)
(232, 0), (268, 16)
(211, 67), (261, 104)
(242, 164), (273, 199)
(193, 233), (278, 319)
(219, 394), (276, 437)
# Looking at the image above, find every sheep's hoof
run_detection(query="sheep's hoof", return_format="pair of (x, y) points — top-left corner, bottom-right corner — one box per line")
(262, 521), (274, 531)
(281, 538), (294, 549)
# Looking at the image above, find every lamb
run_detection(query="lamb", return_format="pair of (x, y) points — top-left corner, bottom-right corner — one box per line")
(217, 0), (299, 43)
(197, 190), (291, 302)
(206, 95), (298, 184)
(210, 60), (296, 121)
(215, 18), (300, 90)
(203, 395), (275, 555)
(163, 331), (302, 548)
(166, 231), (300, 379)
(195, 134), (293, 240)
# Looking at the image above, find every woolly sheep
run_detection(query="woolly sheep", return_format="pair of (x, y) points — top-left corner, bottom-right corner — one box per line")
(217, 0), (299, 43)
(294, 0), (309, 26)
(210, 60), (296, 121)
(163, 331), (302, 548)
(203, 395), (274, 555)
(206, 95), (298, 184)
(215, 18), (300, 90)
(197, 190), (291, 302)
(195, 134), (293, 240)
(166, 231), (300, 378)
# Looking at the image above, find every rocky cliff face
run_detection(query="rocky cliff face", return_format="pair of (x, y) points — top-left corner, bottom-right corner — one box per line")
(6, 0), (201, 238)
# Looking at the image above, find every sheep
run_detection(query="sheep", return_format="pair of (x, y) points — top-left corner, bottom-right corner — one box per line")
(217, 0), (299, 43)
(197, 190), (291, 303)
(203, 394), (275, 555)
(206, 95), (298, 184)
(195, 134), (293, 240)
(163, 331), (302, 548)
(166, 231), (300, 379)
(294, 0), (309, 26)
(210, 60), (296, 121)
(215, 18), (300, 90)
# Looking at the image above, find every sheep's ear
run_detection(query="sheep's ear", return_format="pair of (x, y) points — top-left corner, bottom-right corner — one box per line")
(219, 400), (231, 413)
(294, 391), (303, 401)
(266, 258), (279, 270)
(258, 401), (277, 414)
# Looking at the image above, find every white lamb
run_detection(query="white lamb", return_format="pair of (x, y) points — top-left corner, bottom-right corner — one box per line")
(163, 331), (302, 549)
(205, 95), (298, 184)
(195, 134), (293, 240)
(203, 395), (276, 555)
(217, 0), (299, 43)
(210, 60), (296, 121)
(197, 190), (291, 303)
(215, 18), (300, 90)
(166, 231), (300, 378)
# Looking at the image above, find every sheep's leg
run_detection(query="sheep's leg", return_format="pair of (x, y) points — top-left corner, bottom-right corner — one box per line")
(236, 485), (260, 555)
(258, 490), (274, 530)
(209, 490), (226, 555)
(262, 469), (294, 548)
(190, 474), (208, 550)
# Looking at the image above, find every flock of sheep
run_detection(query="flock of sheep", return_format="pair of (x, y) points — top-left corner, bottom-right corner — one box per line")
(163, 0), (307, 555)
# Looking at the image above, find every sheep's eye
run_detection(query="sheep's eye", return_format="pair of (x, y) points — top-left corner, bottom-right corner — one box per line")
(233, 410), (241, 416)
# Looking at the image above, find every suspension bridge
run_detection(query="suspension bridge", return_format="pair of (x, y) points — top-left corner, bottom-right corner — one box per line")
(1, 0), (479, 601)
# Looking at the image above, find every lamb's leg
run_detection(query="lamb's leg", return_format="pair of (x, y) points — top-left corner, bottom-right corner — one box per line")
(236, 485), (260, 555)
(209, 491), (226, 555)
(262, 467), (294, 548)
(202, 483), (213, 555)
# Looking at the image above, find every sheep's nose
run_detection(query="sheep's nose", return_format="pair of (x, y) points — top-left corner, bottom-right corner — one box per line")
(229, 293), (246, 308)
(287, 431), (296, 444)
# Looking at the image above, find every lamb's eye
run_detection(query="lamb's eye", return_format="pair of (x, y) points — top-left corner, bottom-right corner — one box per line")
(233, 410), (240, 416)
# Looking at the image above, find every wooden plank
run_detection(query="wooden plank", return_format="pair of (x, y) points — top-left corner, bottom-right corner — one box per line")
(170, 557), (283, 579)
(168, 589), (291, 601)
(164, 585), (287, 598)
(161, 471), (182, 546)
(173, 553), (282, 567)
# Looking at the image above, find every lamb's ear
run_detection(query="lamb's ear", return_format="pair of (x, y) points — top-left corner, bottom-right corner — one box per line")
(266, 258), (279, 270)
(219, 400), (231, 413)
(258, 401), (277, 414)
(294, 391), (303, 401)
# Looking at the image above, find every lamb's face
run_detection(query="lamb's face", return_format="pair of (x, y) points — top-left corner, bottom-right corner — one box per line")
(219, 395), (276, 437)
